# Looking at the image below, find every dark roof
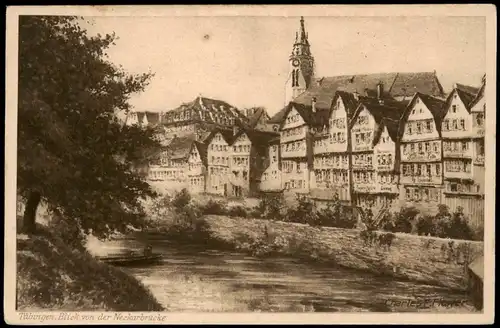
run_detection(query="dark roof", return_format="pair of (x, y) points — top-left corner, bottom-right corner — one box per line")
(333, 90), (360, 119)
(268, 105), (289, 124)
(194, 141), (208, 166)
(232, 125), (279, 146)
(268, 136), (281, 144)
(455, 83), (480, 96)
(269, 72), (444, 126)
(145, 145), (169, 160)
(204, 128), (234, 145)
(167, 135), (196, 160)
(291, 72), (444, 111)
(247, 107), (270, 128)
(161, 96), (245, 127)
(444, 83), (479, 113)
(401, 92), (447, 135)
(469, 77), (486, 110)
(350, 98), (406, 144)
(373, 118), (400, 145)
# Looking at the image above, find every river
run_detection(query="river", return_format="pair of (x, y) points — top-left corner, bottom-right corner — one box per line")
(91, 237), (473, 312)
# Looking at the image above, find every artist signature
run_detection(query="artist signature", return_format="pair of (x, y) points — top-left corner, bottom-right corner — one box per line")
(385, 298), (469, 308)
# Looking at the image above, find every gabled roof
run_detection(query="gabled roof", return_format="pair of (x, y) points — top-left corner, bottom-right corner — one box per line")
(455, 83), (480, 96)
(469, 76), (486, 110)
(204, 128), (234, 146)
(350, 98), (406, 144)
(269, 71), (444, 127)
(161, 96), (245, 127)
(445, 86), (478, 113)
(401, 92), (447, 135)
(247, 107), (270, 128)
(193, 141), (208, 167)
(373, 118), (401, 145)
(232, 124), (279, 146)
(332, 90), (360, 120)
(290, 71), (444, 112)
(167, 135), (197, 160)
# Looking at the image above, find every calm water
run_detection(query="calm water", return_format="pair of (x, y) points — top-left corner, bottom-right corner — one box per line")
(103, 239), (472, 312)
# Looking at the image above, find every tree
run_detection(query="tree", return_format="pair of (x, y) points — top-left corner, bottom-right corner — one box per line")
(17, 16), (161, 239)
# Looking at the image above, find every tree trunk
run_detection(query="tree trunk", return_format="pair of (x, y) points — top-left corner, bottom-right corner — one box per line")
(22, 191), (41, 234)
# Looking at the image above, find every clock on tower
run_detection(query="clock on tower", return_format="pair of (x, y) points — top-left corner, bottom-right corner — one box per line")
(292, 59), (300, 67)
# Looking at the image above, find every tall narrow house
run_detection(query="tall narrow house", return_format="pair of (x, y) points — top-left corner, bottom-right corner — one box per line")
(349, 87), (405, 210)
(441, 79), (485, 228)
(399, 92), (447, 214)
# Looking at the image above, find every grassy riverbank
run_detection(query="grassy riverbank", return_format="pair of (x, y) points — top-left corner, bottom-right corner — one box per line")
(16, 224), (164, 311)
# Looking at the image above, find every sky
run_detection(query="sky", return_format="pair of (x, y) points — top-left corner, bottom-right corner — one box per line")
(83, 15), (486, 116)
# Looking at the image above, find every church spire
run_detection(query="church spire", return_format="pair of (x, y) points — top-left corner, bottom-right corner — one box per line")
(291, 16), (311, 56)
(285, 16), (315, 105)
(298, 16), (308, 45)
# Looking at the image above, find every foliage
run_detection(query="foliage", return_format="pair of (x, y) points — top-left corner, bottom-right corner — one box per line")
(227, 205), (248, 218)
(416, 215), (435, 236)
(17, 16), (161, 238)
(171, 188), (191, 211)
(47, 211), (87, 252)
(382, 205), (476, 241)
(391, 206), (419, 233)
(316, 194), (357, 229)
(17, 226), (164, 311)
(255, 194), (285, 221)
(199, 199), (229, 216)
(284, 195), (318, 224)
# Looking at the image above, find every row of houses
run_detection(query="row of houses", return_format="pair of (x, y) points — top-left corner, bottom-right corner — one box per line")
(256, 73), (486, 227)
(130, 17), (486, 228)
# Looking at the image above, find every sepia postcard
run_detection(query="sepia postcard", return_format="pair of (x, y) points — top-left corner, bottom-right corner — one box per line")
(4, 4), (496, 325)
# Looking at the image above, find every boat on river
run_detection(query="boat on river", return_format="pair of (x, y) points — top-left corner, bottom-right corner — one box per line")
(95, 244), (163, 267)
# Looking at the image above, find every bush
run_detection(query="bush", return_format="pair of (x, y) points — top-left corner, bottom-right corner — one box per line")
(227, 205), (248, 218)
(392, 206), (419, 233)
(317, 195), (357, 229)
(255, 194), (285, 221)
(416, 215), (435, 236)
(199, 199), (229, 216)
(285, 195), (318, 225)
(171, 188), (191, 211)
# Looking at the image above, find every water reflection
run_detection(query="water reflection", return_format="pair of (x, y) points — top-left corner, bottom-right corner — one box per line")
(95, 238), (473, 312)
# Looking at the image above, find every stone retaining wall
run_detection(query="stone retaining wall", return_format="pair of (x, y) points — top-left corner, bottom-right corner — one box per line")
(202, 215), (483, 291)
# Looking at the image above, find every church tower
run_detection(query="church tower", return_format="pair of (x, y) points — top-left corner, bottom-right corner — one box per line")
(284, 16), (315, 105)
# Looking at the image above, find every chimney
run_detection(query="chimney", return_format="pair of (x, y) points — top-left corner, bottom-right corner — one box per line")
(453, 83), (458, 90)
(312, 97), (317, 113)
(353, 91), (360, 101)
(377, 82), (384, 100)
(233, 125), (239, 136)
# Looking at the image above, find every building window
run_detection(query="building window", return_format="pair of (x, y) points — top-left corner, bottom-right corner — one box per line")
(460, 119), (465, 130)
(476, 113), (484, 127)
(452, 105), (457, 113)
